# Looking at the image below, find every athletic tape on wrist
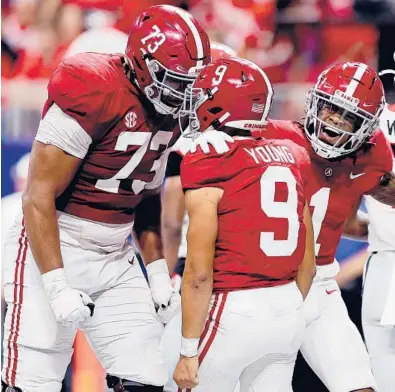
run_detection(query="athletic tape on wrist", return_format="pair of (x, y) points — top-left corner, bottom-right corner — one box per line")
(180, 337), (199, 357)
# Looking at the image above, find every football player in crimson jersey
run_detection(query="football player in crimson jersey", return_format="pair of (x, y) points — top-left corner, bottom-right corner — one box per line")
(162, 41), (237, 277)
(1, 5), (217, 392)
(160, 42), (236, 392)
(173, 57), (316, 392)
(194, 61), (395, 392)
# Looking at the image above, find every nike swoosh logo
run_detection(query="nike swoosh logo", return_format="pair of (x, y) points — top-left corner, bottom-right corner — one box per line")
(326, 289), (337, 295)
(350, 172), (366, 179)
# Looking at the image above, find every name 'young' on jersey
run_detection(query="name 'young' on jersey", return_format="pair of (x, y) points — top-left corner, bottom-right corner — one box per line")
(181, 137), (311, 292)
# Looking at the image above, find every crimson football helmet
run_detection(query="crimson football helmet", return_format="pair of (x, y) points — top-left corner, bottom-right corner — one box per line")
(180, 56), (273, 138)
(126, 5), (211, 115)
(211, 41), (237, 62)
(305, 61), (385, 159)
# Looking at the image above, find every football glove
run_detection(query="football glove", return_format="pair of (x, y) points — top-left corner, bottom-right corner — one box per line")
(190, 130), (234, 154)
(42, 268), (94, 327)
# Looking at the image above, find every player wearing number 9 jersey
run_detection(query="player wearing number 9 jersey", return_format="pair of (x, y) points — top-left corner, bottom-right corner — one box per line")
(172, 57), (316, 392)
(1, 5), (212, 392)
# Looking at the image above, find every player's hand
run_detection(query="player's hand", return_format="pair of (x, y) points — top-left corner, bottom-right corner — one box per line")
(157, 290), (181, 324)
(146, 259), (173, 308)
(42, 268), (95, 327)
(173, 355), (199, 389)
(190, 130), (234, 154)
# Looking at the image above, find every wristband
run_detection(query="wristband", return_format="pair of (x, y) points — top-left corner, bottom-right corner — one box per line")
(41, 267), (67, 287)
(180, 336), (199, 357)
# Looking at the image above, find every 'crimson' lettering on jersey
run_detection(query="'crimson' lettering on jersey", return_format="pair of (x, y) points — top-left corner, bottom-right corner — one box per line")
(42, 53), (181, 224)
(181, 137), (311, 292)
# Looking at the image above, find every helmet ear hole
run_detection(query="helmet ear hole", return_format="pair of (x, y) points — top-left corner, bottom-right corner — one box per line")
(241, 72), (248, 83)
(208, 107), (223, 115)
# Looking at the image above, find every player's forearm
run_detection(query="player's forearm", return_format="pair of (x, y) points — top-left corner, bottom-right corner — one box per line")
(181, 188), (219, 338)
(133, 229), (164, 265)
(296, 263), (316, 299)
(297, 202), (316, 299)
(342, 210), (369, 241)
(133, 193), (164, 265)
(162, 224), (182, 273)
(161, 176), (186, 273)
(22, 191), (63, 274)
(181, 266), (213, 338)
(297, 242), (316, 299)
(335, 251), (366, 288)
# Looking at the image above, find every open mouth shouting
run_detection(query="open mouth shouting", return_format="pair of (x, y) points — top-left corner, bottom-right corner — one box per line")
(317, 104), (359, 146)
(320, 126), (345, 146)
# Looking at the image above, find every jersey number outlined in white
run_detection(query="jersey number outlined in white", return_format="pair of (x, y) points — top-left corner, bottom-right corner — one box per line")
(95, 131), (173, 194)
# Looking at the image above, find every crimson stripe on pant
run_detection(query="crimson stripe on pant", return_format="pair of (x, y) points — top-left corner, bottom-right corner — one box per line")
(6, 221), (28, 386)
(198, 293), (219, 349)
(178, 292), (227, 392)
(198, 293), (227, 364)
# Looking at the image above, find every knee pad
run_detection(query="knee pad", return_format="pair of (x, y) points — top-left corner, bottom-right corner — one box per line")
(1, 380), (23, 392)
(106, 375), (164, 392)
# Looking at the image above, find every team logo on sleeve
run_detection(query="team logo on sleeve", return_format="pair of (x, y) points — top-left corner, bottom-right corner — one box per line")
(125, 111), (137, 128)
(324, 167), (333, 177)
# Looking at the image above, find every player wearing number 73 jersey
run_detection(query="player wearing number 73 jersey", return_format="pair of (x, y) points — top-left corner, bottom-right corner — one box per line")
(1, 5), (212, 392)
(173, 57), (316, 392)
(206, 61), (394, 392)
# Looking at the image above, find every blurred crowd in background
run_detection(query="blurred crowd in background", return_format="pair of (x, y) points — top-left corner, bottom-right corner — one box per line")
(2, 0), (395, 391)
(2, 0), (395, 116)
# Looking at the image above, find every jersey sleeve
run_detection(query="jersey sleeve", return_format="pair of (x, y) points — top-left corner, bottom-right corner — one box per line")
(181, 149), (232, 191)
(36, 103), (92, 159)
(43, 53), (117, 141)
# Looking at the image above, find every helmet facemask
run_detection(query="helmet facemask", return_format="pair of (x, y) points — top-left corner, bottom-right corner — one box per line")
(179, 85), (226, 138)
(144, 57), (200, 116)
(305, 88), (382, 159)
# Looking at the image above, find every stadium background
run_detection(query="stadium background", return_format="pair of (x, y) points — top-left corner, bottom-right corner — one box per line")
(1, 0), (395, 391)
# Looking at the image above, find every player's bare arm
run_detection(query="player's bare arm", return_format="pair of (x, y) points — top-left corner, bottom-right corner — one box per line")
(161, 175), (185, 273)
(369, 171), (395, 206)
(342, 198), (369, 241)
(23, 141), (82, 274)
(133, 188), (163, 264)
(174, 186), (223, 389)
(133, 188), (180, 316)
(181, 186), (223, 338)
(296, 201), (316, 299)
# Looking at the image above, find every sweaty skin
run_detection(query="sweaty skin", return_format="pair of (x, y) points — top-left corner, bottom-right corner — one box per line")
(296, 202), (316, 299)
(173, 186), (221, 390)
(23, 142), (82, 274)
(161, 175), (185, 273)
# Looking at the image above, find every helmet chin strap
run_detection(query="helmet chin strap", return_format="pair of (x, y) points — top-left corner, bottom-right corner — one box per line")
(123, 55), (140, 88)
(152, 100), (179, 117)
